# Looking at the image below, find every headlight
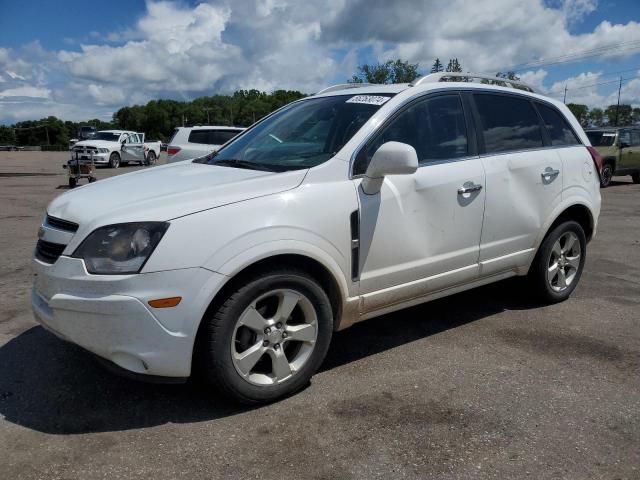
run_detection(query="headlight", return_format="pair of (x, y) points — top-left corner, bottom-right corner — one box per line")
(72, 222), (169, 274)
(97, 148), (109, 153)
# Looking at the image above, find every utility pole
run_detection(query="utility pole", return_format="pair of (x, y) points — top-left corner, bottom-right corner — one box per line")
(614, 76), (622, 127)
(563, 84), (567, 103)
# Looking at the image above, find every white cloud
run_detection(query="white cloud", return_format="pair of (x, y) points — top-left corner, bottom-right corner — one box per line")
(0, 86), (51, 98)
(5, 70), (26, 81)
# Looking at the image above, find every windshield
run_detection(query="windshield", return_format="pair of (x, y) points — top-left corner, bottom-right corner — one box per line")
(93, 132), (122, 142)
(206, 94), (394, 171)
(587, 131), (616, 147)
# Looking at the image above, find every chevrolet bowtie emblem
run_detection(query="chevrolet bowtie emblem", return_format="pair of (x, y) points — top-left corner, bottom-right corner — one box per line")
(37, 226), (45, 239)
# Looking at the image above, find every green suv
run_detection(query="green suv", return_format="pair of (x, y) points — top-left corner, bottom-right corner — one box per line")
(586, 128), (640, 187)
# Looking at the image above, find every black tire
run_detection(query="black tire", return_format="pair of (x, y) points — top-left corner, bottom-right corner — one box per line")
(528, 220), (586, 304)
(600, 162), (613, 187)
(145, 150), (156, 166)
(199, 268), (333, 404)
(108, 152), (120, 169)
(632, 172), (640, 184)
(68, 177), (77, 188)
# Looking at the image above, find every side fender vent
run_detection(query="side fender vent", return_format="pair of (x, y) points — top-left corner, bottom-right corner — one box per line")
(350, 210), (360, 281)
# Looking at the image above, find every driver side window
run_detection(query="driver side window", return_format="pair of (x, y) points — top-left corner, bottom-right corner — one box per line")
(353, 94), (468, 175)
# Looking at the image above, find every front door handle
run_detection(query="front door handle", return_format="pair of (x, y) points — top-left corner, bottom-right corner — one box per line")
(458, 182), (483, 195)
(541, 167), (560, 180)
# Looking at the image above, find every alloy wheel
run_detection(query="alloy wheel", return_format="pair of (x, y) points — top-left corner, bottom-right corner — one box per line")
(547, 231), (581, 292)
(231, 289), (318, 386)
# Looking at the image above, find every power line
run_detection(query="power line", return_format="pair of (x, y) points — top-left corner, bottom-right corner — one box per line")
(563, 73), (640, 91)
(497, 40), (640, 73)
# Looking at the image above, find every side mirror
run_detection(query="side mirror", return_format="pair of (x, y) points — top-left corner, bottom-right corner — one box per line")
(361, 141), (418, 195)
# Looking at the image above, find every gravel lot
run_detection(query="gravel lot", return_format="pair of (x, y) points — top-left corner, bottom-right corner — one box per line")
(0, 151), (638, 479)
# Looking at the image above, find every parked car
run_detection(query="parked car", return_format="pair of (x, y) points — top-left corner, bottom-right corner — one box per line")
(33, 73), (601, 404)
(71, 130), (161, 168)
(166, 126), (245, 163)
(585, 127), (640, 187)
(0, 145), (24, 151)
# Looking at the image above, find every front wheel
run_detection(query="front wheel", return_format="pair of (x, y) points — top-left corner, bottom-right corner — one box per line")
(600, 163), (613, 187)
(528, 220), (586, 304)
(198, 268), (333, 404)
(108, 152), (120, 169)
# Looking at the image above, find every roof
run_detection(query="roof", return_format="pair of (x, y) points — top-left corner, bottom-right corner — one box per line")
(585, 127), (639, 131)
(180, 125), (246, 130)
(314, 72), (540, 99)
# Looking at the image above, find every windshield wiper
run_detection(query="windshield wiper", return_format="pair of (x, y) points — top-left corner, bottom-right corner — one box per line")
(213, 159), (278, 172)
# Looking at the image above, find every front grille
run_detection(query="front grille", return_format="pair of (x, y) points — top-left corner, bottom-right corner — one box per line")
(35, 240), (66, 264)
(46, 215), (78, 233)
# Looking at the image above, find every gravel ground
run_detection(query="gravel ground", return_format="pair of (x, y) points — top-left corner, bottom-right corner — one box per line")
(0, 151), (638, 479)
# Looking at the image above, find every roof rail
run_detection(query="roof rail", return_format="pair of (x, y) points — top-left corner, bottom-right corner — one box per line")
(410, 72), (537, 93)
(315, 83), (376, 95)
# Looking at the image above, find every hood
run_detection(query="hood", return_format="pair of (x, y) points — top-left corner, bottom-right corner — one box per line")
(73, 139), (119, 149)
(47, 161), (307, 230)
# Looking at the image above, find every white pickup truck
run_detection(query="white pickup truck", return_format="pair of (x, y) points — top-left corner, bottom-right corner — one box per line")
(70, 130), (161, 168)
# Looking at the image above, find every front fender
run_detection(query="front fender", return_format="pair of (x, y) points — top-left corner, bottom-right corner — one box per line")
(213, 237), (353, 300)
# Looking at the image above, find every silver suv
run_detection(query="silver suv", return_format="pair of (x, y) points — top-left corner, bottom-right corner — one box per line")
(167, 126), (245, 163)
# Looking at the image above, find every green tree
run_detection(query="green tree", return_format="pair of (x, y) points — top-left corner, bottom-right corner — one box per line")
(430, 58), (444, 73)
(349, 59), (420, 84)
(0, 126), (17, 145)
(588, 107), (604, 127)
(604, 104), (632, 126)
(567, 103), (589, 127)
(445, 58), (462, 73)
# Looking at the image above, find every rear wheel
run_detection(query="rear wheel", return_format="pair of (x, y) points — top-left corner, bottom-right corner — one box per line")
(108, 152), (120, 169)
(600, 163), (613, 187)
(199, 268), (333, 404)
(632, 172), (640, 184)
(145, 150), (156, 166)
(528, 220), (586, 303)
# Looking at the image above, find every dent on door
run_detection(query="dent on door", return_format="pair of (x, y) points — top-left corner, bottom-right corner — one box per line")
(356, 158), (485, 314)
(479, 150), (563, 273)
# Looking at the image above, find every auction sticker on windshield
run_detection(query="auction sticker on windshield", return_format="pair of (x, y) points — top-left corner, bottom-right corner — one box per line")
(346, 95), (391, 106)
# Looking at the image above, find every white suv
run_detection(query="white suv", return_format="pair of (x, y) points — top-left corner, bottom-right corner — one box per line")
(32, 73), (602, 403)
(167, 126), (245, 162)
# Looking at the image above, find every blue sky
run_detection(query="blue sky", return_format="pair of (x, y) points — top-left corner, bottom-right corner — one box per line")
(1, 0), (639, 124)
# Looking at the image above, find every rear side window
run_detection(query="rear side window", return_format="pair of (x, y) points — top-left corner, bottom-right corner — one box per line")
(474, 94), (544, 153)
(188, 129), (241, 145)
(536, 103), (580, 146)
(355, 94), (468, 174)
(210, 130), (241, 145)
(188, 130), (210, 144)
(168, 128), (179, 144)
(631, 131), (640, 146)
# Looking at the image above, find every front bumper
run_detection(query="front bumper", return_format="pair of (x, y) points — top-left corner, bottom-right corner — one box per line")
(32, 256), (226, 378)
(69, 153), (109, 163)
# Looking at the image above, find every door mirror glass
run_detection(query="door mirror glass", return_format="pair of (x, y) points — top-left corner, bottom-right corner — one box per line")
(361, 141), (418, 194)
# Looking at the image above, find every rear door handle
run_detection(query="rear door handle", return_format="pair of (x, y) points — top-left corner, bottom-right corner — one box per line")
(458, 182), (483, 195)
(541, 167), (560, 180)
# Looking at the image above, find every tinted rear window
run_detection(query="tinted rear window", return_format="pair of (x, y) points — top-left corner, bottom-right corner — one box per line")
(474, 94), (544, 153)
(188, 129), (242, 145)
(586, 131), (616, 147)
(536, 103), (580, 146)
(168, 128), (179, 144)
